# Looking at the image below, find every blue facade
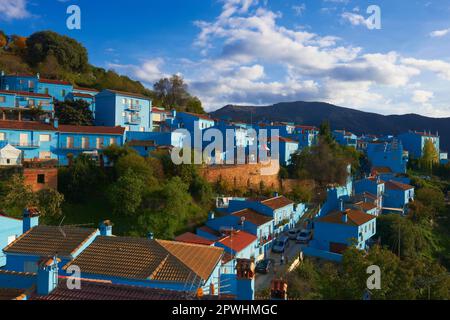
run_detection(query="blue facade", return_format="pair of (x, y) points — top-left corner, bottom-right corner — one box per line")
(0, 216), (23, 267)
(95, 90), (152, 132)
(367, 140), (408, 174)
(383, 182), (415, 213)
(0, 120), (125, 165)
(333, 130), (358, 148)
(398, 131), (440, 159)
(125, 131), (186, 157)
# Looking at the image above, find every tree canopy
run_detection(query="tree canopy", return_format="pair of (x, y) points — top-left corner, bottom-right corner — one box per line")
(55, 99), (94, 126)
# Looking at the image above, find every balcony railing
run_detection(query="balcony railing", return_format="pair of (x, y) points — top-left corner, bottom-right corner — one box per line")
(9, 141), (40, 149)
(125, 104), (141, 111)
(59, 144), (103, 151)
(258, 234), (274, 247)
(123, 116), (141, 124)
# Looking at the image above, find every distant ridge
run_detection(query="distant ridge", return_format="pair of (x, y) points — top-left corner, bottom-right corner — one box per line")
(210, 101), (450, 151)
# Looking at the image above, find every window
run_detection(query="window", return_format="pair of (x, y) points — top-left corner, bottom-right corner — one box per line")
(28, 80), (34, 89)
(39, 152), (51, 160)
(45, 88), (49, 95)
(28, 99), (35, 107)
(0, 132), (5, 140)
(0, 96), (5, 103)
(110, 138), (117, 146)
(96, 137), (104, 149)
(19, 133), (28, 146)
(40, 134), (51, 142)
(122, 111), (126, 117)
(61, 89), (66, 97)
(82, 137), (89, 149)
(37, 174), (46, 184)
(140, 127), (145, 132)
(66, 137), (74, 149)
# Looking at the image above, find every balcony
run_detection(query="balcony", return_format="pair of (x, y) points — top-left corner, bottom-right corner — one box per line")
(9, 141), (40, 149)
(59, 144), (101, 151)
(258, 234), (274, 247)
(123, 116), (142, 125)
(125, 104), (141, 111)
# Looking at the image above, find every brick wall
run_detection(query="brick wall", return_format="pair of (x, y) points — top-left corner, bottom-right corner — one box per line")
(23, 167), (58, 192)
(200, 162), (282, 190)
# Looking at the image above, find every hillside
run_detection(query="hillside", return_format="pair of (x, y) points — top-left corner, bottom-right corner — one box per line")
(0, 30), (153, 98)
(210, 102), (450, 151)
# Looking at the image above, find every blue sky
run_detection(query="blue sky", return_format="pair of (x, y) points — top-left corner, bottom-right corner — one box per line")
(1, 0), (450, 116)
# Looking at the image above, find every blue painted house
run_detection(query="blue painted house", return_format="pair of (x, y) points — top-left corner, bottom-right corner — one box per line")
(367, 140), (408, 174)
(0, 90), (54, 120)
(273, 136), (299, 166)
(125, 130), (186, 157)
(0, 120), (125, 165)
(305, 209), (377, 262)
(398, 130), (440, 159)
(333, 130), (358, 148)
(95, 89), (152, 133)
(0, 214), (23, 267)
(383, 180), (415, 214)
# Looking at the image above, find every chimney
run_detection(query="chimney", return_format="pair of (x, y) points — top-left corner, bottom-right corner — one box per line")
(23, 208), (40, 233)
(235, 258), (256, 300)
(36, 73), (40, 80)
(53, 118), (59, 129)
(147, 232), (154, 240)
(171, 110), (177, 118)
(273, 192), (279, 198)
(37, 257), (60, 295)
(99, 220), (113, 236)
(342, 211), (349, 224)
(271, 279), (288, 300)
(208, 211), (215, 221)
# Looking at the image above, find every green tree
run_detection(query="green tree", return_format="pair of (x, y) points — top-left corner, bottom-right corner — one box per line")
(0, 31), (7, 48)
(55, 99), (94, 125)
(0, 174), (36, 212)
(36, 189), (65, 219)
(26, 31), (89, 73)
(421, 139), (439, 172)
(107, 168), (145, 216)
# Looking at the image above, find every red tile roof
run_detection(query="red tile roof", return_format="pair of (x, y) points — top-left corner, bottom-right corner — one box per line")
(0, 121), (125, 135)
(261, 196), (294, 210)
(231, 208), (273, 226)
(30, 279), (201, 301)
(74, 86), (99, 93)
(63, 236), (224, 282)
(175, 232), (214, 246)
(3, 225), (98, 258)
(104, 89), (150, 100)
(385, 180), (414, 191)
(182, 111), (214, 121)
(58, 125), (125, 135)
(72, 92), (95, 99)
(39, 78), (72, 86)
(356, 202), (378, 212)
(0, 120), (57, 131)
(372, 167), (393, 174)
(317, 209), (376, 227)
(0, 90), (52, 99)
(218, 230), (257, 253)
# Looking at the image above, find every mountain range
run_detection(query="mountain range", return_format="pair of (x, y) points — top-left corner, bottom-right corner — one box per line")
(210, 101), (450, 151)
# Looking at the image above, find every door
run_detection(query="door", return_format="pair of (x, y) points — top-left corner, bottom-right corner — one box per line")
(19, 133), (28, 146)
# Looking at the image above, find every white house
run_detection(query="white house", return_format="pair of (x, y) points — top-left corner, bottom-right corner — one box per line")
(0, 144), (22, 166)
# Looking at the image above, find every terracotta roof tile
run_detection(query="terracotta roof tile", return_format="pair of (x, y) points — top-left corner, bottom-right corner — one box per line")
(30, 279), (198, 300)
(58, 125), (125, 135)
(0, 288), (27, 301)
(181, 111), (214, 121)
(175, 232), (214, 246)
(231, 208), (273, 226)
(127, 140), (155, 147)
(317, 209), (376, 227)
(218, 231), (257, 253)
(3, 225), (98, 258)
(39, 78), (72, 86)
(356, 202), (378, 212)
(73, 86), (99, 93)
(261, 196), (294, 210)
(385, 180), (414, 191)
(63, 237), (223, 283)
(372, 167), (393, 174)
(104, 89), (150, 100)
(72, 92), (95, 99)
(0, 90), (52, 99)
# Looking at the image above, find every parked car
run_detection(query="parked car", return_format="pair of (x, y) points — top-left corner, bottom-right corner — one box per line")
(255, 259), (272, 274)
(296, 229), (313, 244)
(288, 229), (301, 240)
(272, 236), (290, 253)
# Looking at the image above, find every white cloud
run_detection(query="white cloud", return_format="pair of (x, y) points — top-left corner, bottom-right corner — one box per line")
(0, 0), (31, 20)
(412, 90), (434, 104)
(430, 28), (450, 38)
(341, 12), (371, 28)
(292, 4), (306, 16)
(108, 58), (167, 85)
(402, 58), (450, 81)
